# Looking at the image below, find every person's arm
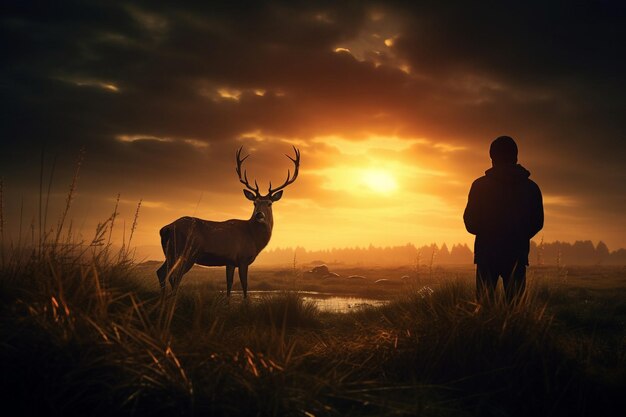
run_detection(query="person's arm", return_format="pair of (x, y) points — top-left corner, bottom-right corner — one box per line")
(463, 181), (482, 235)
(528, 182), (544, 238)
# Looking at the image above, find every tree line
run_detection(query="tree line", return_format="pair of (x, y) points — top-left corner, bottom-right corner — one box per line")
(256, 239), (626, 266)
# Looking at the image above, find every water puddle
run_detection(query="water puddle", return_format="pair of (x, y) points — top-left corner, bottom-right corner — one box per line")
(245, 290), (388, 313)
(302, 295), (387, 313)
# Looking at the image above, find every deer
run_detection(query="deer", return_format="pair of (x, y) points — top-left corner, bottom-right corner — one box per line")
(156, 146), (300, 298)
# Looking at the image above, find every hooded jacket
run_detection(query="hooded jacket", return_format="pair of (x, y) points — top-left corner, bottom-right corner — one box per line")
(463, 164), (543, 265)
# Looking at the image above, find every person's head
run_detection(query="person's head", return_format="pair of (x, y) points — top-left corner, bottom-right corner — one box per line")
(489, 136), (518, 166)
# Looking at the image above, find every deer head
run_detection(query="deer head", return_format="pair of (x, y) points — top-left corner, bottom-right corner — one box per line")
(236, 146), (300, 227)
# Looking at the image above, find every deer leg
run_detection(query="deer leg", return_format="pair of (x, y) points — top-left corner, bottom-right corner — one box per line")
(156, 262), (167, 290)
(169, 258), (194, 290)
(168, 270), (178, 290)
(226, 265), (235, 297)
(168, 259), (181, 290)
(238, 264), (249, 298)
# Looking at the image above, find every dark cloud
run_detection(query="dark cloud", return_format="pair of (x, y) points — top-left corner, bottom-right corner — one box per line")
(1, 0), (625, 250)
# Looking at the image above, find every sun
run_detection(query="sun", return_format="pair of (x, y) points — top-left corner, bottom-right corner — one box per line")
(361, 169), (398, 193)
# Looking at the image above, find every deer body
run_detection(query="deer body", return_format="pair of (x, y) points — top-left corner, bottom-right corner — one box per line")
(157, 147), (299, 297)
(163, 217), (272, 266)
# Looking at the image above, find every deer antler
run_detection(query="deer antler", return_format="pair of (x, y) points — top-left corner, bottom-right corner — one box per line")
(236, 147), (260, 196)
(268, 146), (300, 195)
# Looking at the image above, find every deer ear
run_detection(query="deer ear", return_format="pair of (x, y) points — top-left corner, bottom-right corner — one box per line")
(243, 189), (256, 201)
(270, 190), (283, 201)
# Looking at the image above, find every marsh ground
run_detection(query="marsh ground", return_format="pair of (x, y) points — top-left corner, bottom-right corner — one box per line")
(1, 256), (625, 416)
(136, 260), (626, 304)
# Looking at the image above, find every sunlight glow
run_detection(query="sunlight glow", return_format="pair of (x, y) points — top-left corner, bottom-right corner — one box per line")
(313, 135), (426, 153)
(317, 164), (409, 196)
(116, 134), (172, 143)
(183, 138), (209, 148)
(362, 169), (397, 193)
(217, 88), (242, 100)
(331, 10), (410, 74)
(62, 77), (120, 92)
(311, 134), (454, 197)
(101, 83), (119, 92)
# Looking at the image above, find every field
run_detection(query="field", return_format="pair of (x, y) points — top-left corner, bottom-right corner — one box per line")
(1, 248), (625, 416)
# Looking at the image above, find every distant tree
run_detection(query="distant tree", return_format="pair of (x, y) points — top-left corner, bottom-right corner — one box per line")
(536, 236), (544, 266)
(439, 243), (450, 263)
(258, 240), (626, 266)
(450, 243), (473, 264)
(572, 240), (596, 265)
(596, 241), (610, 264)
(609, 248), (626, 265)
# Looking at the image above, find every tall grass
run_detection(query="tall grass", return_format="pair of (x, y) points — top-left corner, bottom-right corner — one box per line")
(3, 244), (623, 416)
(1, 160), (624, 416)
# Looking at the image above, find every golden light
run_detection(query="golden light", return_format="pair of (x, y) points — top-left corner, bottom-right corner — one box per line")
(361, 169), (398, 193)
(217, 87), (242, 100)
(101, 83), (119, 92)
(61, 77), (120, 92)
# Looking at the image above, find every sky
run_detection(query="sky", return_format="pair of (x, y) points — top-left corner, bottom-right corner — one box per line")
(1, 1), (625, 260)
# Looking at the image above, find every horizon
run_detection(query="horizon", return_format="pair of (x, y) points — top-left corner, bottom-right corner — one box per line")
(130, 238), (624, 266)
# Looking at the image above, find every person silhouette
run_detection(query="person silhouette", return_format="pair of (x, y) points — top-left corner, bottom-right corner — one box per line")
(463, 136), (543, 302)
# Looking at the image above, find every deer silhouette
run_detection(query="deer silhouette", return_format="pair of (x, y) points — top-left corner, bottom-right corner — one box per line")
(156, 146), (300, 297)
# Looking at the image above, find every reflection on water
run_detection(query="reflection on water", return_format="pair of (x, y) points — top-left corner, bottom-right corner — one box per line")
(246, 290), (387, 313)
(302, 296), (387, 313)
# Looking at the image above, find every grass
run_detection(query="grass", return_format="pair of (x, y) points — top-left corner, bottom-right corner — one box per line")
(1, 239), (625, 416)
(1, 160), (624, 415)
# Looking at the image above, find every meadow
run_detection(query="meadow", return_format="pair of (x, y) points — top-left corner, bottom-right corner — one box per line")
(1, 237), (625, 416)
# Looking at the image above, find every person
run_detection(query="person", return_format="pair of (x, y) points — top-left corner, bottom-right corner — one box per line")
(463, 136), (543, 302)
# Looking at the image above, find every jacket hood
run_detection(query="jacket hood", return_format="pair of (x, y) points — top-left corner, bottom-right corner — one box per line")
(485, 164), (531, 182)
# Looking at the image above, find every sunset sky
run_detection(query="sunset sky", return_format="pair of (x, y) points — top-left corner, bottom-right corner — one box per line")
(1, 1), (625, 260)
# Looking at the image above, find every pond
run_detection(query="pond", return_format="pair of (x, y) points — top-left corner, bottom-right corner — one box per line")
(302, 295), (387, 313)
(245, 290), (388, 313)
